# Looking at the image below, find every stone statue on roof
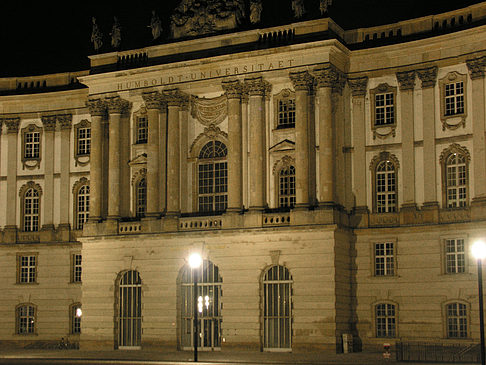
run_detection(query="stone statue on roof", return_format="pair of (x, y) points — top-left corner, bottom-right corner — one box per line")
(91, 17), (103, 51)
(250, 0), (263, 24)
(110, 16), (121, 49)
(292, 0), (305, 19)
(170, 0), (247, 38)
(320, 0), (333, 15)
(149, 10), (163, 40)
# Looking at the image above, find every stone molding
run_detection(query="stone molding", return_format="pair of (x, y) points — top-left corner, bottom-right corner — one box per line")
(190, 94), (227, 126)
(72, 177), (90, 194)
(3, 117), (20, 134)
(41, 116), (57, 131)
(313, 64), (345, 93)
(106, 96), (130, 114)
(347, 77), (368, 97)
(142, 91), (164, 110)
(416, 66), (438, 88)
(58, 114), (73, 130)
(19, 180), (43, 197)
(189, 124), (228, 158)
(244, 76), (270, 96)
(369, 151), (400, 171)
(439, 143), (471, 164)
(272, 155), (295, 175)
(289, 70), (314, 91)
(396, 71), (416, 91)
(86, 98), (107, 117)
(131, 168), (147, 186)
(221, 79), (243, 99)
(466, 56), (486, 79)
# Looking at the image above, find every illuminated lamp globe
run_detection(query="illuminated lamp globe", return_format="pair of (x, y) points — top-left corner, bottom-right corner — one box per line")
(472, 240), (486, 260)
(189, 253), (203, 269)
(76, 308), (83, 318)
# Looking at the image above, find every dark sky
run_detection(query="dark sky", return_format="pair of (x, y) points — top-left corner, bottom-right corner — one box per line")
(1, 0), (484, 77)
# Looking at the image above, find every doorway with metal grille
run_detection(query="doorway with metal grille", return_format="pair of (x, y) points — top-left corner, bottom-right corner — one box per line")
(117, 270), (142, 349)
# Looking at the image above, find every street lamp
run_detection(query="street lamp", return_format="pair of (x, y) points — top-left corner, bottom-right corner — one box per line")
(472, 239), (486, 365)
(189, 253), (202, 362)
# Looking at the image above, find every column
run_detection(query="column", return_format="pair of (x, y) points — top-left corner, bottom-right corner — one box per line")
(241, 92), (249, 209)
(41, 115), (56, 235)
(180, 98), (189, 213)
(244, 76), (267, 211)
(347, 77), (368, 214)
(4, 118), (20, 241)
(222, 79), (243, 212)
(314, 65), (336, 206)
(396, 71), (416, 209)
(58, 115), (72, 238)
(164, 89), (183, 216)
(467, 57), (486, 203)
(417, 67), (438, 208)
(159, 104), (168, 213)
(142, 91), (162, 217)
(86, 99), (106, 222)
(290, 71), (314, 208)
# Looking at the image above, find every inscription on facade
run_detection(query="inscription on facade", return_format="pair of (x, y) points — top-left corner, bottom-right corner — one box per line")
(117, 59), (296, 91)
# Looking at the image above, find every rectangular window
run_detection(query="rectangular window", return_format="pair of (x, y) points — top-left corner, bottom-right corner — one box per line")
(77, 127), (91, 155)
(18, 255), (37, 283)
(71, 304), (82, 334)
(277, 99), (296, 128)
(72, 254), (82, 283)
(375, 242), (394, 276)
(445, 239), (465, 274)
(375, 92), (394, 126)
(376, 303), (396, 337)
(136, 117), (148, 144)
(17, 305), (35, 334)
(445, 82), (465, 116)
(24, 132), (40, 159)
(447, 303), (467, 338)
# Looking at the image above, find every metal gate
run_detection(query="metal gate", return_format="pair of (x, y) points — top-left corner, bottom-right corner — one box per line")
(181, 260), (222, 350)
(118, 270), (142, 349)
(263, 265), (292, 351)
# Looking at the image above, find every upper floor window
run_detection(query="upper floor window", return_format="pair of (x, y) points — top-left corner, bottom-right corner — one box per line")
(23, 188), (40, 232)
(444, 82), (464, 116)
(446, 302), (468, 338)
(375, 303), (396, 338)
(278, 165), (296, 208)
(445, 238), (465, 274)
(198, 141), (227, 213)
(439, 72), (467, 130)
(136, 178), (147, 218)
(21, 124), (43, 169)
(18, 254), (37, 284)
(71, 253), (82, 283)
(273, 89), (296, 129)
(136, 116), (148, 144)
(370, 84), (397, 139)
(75, 183), (90, 230)
(16, 304), (36, 335)
(374, 242), (395, 276)
(370, 152), (399, 214)
(440, 144), (470, 209)
(74, 120), (91, 166)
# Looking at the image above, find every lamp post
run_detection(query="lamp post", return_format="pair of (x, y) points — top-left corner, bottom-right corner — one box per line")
(188, 253), (202, 362)
(472, 240), (486, 365)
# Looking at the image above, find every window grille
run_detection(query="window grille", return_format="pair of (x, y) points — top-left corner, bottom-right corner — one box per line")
(118, 270), (142, 348)
(72, 254), (82, 283)
(71, 304), (82, 334)
(136, 178), (147, 217)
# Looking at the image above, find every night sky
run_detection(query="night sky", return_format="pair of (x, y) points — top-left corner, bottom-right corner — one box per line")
(1, 0), (484, 77)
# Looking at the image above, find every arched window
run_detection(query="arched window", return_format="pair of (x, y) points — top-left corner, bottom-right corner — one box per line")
(440, 144), (470, 208)
(180, 259), (222, 350)
(279, 166), (296, 208)
(375, 303), (396, 338)
(116, 270), (142, 349)
(16, 304), (36, 335)
(262, 265), (293, 350)
(76, 185), (90, 230)
(446, 302), (468, 338)
(23, 188), (40, 232)
(136, 178), (147, 218)
(198, 141), (227, 213)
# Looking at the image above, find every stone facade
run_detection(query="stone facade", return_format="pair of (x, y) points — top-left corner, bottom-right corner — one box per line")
(2, 2), (486, 353)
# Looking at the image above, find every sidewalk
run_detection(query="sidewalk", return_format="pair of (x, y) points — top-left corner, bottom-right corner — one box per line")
(0, 348), (480, 365)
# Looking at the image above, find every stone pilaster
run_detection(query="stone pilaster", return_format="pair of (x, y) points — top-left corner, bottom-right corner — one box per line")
(290, 70), (314, 209)
(467, 57), (486, 211)
(180, 98), (189, 213)
(347, 77), (368, 224)
(159, 105), (168, 214)
(417, 67), (439, 220)
(222, 79), (243, 213)
(314, 64), (339, 206)
(244, 76), (267, 211)
(40, 116), (57, 240)
(142, 91), (163, 218)
(396, 71), (417, 220)
(58, 115), (72, 240)
(241, 91), (249, 210)
(86, 99), (106, 222)
(4, 118), (20, 242)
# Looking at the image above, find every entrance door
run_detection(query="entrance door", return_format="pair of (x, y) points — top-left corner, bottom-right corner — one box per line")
(181, 260), (222, 350)
(118, 270), (142, 349)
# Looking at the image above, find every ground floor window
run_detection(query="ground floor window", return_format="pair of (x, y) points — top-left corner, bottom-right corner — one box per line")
(17, 304), (35, 335)
(117, 270), (142, 348)
(375, 303), (396, 338)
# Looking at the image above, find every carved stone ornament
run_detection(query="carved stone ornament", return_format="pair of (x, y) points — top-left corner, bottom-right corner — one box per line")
(189, 124), (228, 157)
(74, 119), (91, 167)
(313, 64), (339, 89)
(58, 114), (73, 130)
(191, 94), (228, 126)
(439, 143), (471, 164)
(369, 151), (400, 171)
(222, 79), (242, 99)
(272, 155), (295, 175)
(41, 115), (57, 131)
(289, 70), (314, 91)
(3, 117), (20, 133)
(170, 0), (246, 39)
(86, 98), (107, 117)
(142, 91), (164, 110)
(466, 56), (486, 79)
(244, 76), (269, 96)
(347, 77), (368, 97)
(21, 123), (43, 170)
(417, 66), (438, 88)
(163, 88), (189, 106)
(72, 177), (89, 194)
(106, 96), (130, 114)
(19, 181), (43, 197)
(369, 83), (397, 140)
(439, 71), (468, 131)
(131, 168), (147, 186)
(396, 71), (415, 91)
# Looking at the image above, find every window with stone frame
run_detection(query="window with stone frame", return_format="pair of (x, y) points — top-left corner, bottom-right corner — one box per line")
(16, 304), (36, 335)
(21, 124), (42, 169)
(198, 141), (228, 213)
(374, 242), (395, 276)
(273, 89), (296, 129)
(278, 165), (296, 208)
(446, 302), (468, 338)
(445, 238), (466, 274)
(370, 152), (399, 214)
(375, 303), (396, 338)
(136, 178), (147, 218)
(439, 72), (467, 130)
(17, 253), (37, 284)
(70, 303), (82, 334)
(136, 115), (148, 144)
(75, 120), (91, 156)
(440, 144), (470, 209)
(75, 184), (90, 230)
(71, 253), (82, 283)
(21, 185), (41, 232)
(370, 84), (397, 139)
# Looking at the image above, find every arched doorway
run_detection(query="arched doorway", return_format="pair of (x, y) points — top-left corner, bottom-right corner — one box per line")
(117, 270), (142, 349)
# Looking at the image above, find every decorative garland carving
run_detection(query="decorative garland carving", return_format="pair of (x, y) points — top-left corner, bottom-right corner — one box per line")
(439, 143), (471, 164)
(189, 124), (228, 157)
(272, 155), (295, 175)
(131, 168), (147, 186)
(190, 94), (227, 126)
(396, 71), (415, 91)
(439, 71), (468, 131)
(369, 151), (400, 171)
(72, 177), (90, 194)
(416, 66), (438, 89)
(3, 117), (20, 133)
(86, 98), (107, 117)
(19, 181), (43, 197)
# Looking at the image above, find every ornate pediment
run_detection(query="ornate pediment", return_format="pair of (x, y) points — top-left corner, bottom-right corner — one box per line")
(171, 0), (246, 39)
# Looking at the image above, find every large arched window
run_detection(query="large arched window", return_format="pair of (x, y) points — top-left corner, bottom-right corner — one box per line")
(116, 270), (142, 349)
(370, 152), (399, 213)
(20, 182), (42, 232)
(440, 144), (470, 208)
(76, 185), (90, 230)
(278, 166), (296, 208)
(180, 259), (222, 350)
(136, 178), (147, 218)
(198, 141), (227, 213)
(262, 265), (293, 351)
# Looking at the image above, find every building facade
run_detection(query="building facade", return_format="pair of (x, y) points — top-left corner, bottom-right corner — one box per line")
(2, 1), (486, 352)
